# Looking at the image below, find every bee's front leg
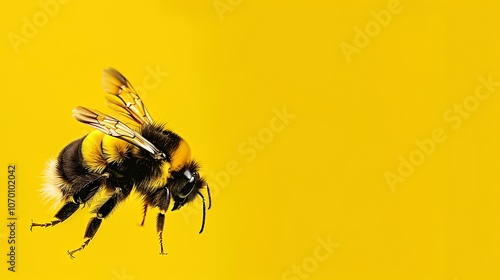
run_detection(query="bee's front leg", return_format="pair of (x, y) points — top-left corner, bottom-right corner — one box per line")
(140, 203), (148, 226)
(149, 186), (170, 255)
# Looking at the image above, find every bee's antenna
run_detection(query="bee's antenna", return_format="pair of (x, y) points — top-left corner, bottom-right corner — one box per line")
(197, 192), (206, 234)
(206, 185), (212, 210)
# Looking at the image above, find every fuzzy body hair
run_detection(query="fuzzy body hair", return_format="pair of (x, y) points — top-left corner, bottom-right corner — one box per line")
(40, 159), (67, 210)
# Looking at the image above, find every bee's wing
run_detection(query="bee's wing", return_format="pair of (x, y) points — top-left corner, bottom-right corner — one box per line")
(72, 106), (164, 160)
(102, 68), (154, 126)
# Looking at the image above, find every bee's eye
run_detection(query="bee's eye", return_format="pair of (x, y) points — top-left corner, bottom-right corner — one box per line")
(178, 169), (196, 198)
(179, 182), (195, 198)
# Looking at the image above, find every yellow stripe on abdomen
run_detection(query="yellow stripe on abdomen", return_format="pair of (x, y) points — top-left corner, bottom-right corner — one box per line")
(81, 131), (107, 173)
(102, 135), (133, 165)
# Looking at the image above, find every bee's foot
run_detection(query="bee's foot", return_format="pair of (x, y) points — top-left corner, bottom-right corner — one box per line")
(30, 219), (60, 231)
(67, 239), (91, 259)
(67, 250), (76, 260)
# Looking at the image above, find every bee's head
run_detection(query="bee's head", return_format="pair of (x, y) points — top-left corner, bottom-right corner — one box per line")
(168, 161), (211, 233)
(170, 161), (206, 210)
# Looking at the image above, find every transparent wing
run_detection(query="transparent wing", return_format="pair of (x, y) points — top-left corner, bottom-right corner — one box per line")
(102, 68), (154, 126)
(72, 106), (164, 160)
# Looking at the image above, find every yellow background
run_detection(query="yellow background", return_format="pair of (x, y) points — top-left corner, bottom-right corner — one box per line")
(1, 0), (500, 279)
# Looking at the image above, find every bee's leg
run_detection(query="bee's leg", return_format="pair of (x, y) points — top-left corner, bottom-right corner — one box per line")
(67, 184), (131, 259)
(30, 201), (79, 230)
(31, 174), (106, 231)
(140, 203), (148, 226)
(157, 212), (167, 255)
(154, 187), (170, 255)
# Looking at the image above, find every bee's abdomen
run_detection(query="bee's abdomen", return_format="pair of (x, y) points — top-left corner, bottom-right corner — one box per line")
(57, 136), (87, 182)
(80, 131), (134, 172)
(41, 136), (88, 203)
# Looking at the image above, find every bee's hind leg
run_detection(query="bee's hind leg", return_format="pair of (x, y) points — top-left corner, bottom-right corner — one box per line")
(30, 201), (79, 231)
(67, 184), (132, 259)
(31, 173), (107, 231)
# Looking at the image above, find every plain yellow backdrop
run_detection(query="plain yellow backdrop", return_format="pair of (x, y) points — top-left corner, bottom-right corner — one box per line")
(1, 0), (500, 279)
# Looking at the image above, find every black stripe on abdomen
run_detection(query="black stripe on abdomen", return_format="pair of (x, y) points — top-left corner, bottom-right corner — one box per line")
(56, 136), (87, 183)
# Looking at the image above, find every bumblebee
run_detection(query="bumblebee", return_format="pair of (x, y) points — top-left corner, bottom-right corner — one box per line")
(30, 68), (211, 258)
